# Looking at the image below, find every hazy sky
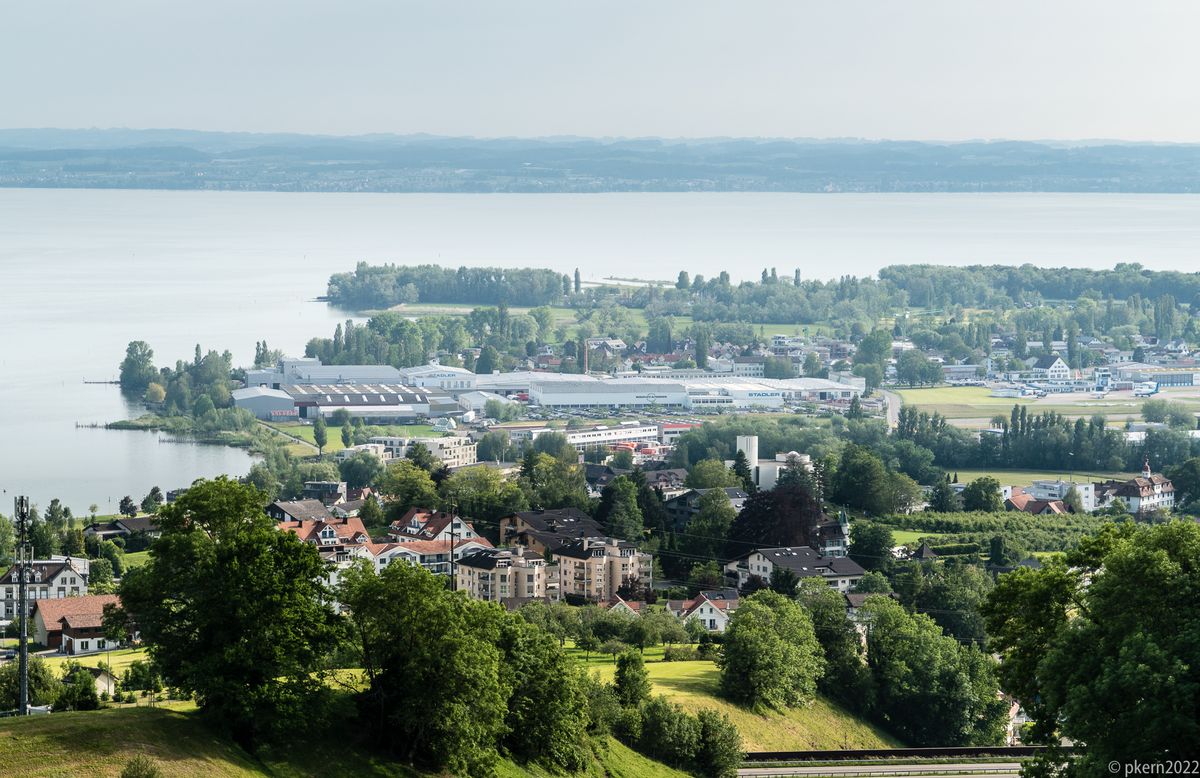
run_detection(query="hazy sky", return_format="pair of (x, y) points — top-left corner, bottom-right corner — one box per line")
(4, 0), (1197, 141)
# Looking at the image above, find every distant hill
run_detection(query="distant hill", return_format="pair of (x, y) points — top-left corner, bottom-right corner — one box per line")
(3, 129), (1200, 193)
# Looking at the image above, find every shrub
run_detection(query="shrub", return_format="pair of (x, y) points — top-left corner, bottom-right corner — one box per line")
(614, 652), (651, 707)
(583, 677), (622, 735)
(663, 645), (701, 662)
(120, 754), (163, 778)
(695, 709), (743, 778)
(638, 697), (701, 767)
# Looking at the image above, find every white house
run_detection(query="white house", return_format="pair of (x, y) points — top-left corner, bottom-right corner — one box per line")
(724, 546), (865, 593)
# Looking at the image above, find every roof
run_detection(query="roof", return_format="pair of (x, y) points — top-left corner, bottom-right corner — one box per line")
(282, 384), (441, 406)
(232, 386), (292, 401)
(553, 537), (638, 560)
(912, 542), (938, 560)
(116, 516), (160, 534)
(1114, 474), (1174, 498)
(268, 499), (333, 522)
(511, 508), (599, 533)
(278, 516), (371, 546)
(458, 547), (542, 570)
(751, 546), (866, 577)
(33, 595), (120, 630)
(1033, 354), (1066, 370)
(0, 558), (85, 585)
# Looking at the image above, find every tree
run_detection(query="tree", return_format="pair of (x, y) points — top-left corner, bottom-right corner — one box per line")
(683, 489), (736, 561)
(338, 449), (385, 490)
(404, 442), (438, 472)
(614, 651), (651, 707)
(524, 453), (590, 511)
(830, 445), (892, 515)
(341, 423), (353, 449)
(1167, 457), (1200, 510)
(685, 459), (741, 489)
(119, 341), (158, 392)
(573, 268), (581, 294)
(718, 590), (825, 710)
(475, 345), (501, 374)
(1062, 484), (1084, 513)
(730, 450), (755, 492)
(927, 479), (960, 512)
(694, 709), (744, 778)
(596, 476), (644, 541)
(145, 382), (166, 403)
(118, 496), (137, 518)
(846, 394), (865, 420)
(686, 561), (724, 593)
(852, 570), (893, 593)
(113, 478), (341, 749)
(140, 486), (164, 515)
(795, 579), (871, 709)
(610, 448), (634, 470)
(359, 494), (385, 527)
(55, 662), (101, 711)
(376, 460), (440, 518)
(312, 415), (328, 454)
(439, 465), (529, 526)
(961, 476), (1003, 512)
(848, 522), (894, 572)
(896, 349), (941, 387)
(983, 522), (1200, 775)
(803, 351), (823, 377)
(676, 271), (690, 290)
(768, 567), (799, 595)
(862, 596), (1006, 746)
(692, 324), (711, 369)
(0, 656), (61, 709)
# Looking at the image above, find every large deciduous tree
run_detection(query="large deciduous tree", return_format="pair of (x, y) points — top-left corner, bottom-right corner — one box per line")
(718, 590), (825, 710)
(113, 478), (340, 749)
(983, 522), (1200, 775)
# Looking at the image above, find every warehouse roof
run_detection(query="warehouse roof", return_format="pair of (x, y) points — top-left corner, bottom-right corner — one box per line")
(232, 386), (292, 401)
(283, 384), (440, 405)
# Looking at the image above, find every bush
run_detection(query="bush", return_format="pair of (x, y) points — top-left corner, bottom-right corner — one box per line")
(639, 697), (701, 767)
(120, 754), (163, 778)
(583, 678), (622, 736)
(614, 652), (651, 707)
(695, 709), (744, 778)
(663, 645), (701, 662)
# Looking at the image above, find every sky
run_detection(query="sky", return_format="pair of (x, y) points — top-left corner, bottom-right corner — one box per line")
(3, 0), (1198, 141)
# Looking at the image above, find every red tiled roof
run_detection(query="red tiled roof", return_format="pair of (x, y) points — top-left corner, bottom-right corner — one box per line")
(33, 595), (120, 630)
(278, 516), (370, 545)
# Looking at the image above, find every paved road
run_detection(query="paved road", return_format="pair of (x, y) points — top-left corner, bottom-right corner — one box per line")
(739, 763), (1021, 777)
(880, 389), (901, 428)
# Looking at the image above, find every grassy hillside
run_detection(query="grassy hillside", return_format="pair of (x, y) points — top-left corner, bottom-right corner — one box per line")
(0, 705), (686, 778)
(587, 659), (900, 752)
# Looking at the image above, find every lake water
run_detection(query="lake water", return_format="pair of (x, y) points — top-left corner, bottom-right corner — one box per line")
(4, 188), (1200, 513)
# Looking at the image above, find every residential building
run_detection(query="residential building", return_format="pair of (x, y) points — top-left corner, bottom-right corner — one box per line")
(552, 537), (652, 602)
(663, 488), (749, 530)
(455, 546), (556, 603)
(1096, 461), (1175, 514)
(1030, 355), (1071, 381)
(1, 557), (90, 619)
(388, 508), (481, 544)
(815, 513), (852, 558)
(30, 594), (118, 650)
(368, 435), (477, 468)
(303, 480), (348, 506)
(1026, 479), (1097, 512)
(1005, 491), (1070, 515)
(83, 516), (161, 542)
(266, 499), (333, 523)
(499, 508), (605, 555)
(666, 592), (738, 632)
(369, 537), (493, 577)
(723, 546), (865, 593)
(278, 515), (372, 547)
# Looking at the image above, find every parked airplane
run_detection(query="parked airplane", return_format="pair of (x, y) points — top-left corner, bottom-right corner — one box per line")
(1134, 382), (1160, 397)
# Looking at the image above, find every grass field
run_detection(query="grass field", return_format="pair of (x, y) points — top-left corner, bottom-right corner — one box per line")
(41, 646), (151, 676)
(264, 422), (444, 454)
(587, 659), (899, 752)
(123, 550), (152, 568)
(891, 529), (948, 545)
(897, 385), (1200, 424)
(0, 704), (684, 778)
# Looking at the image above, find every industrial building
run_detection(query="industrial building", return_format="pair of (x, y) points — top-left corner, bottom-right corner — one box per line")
(231, 386), (299, 420)
(529, 378), (688, 409)
(526, 375), (859, 411)
(246, 358), (404, 389)
(282, 384), (458, 421)
(397, 364), (478, 392)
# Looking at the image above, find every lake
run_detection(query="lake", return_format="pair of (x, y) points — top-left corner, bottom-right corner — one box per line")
(4, 188), (1200, 513)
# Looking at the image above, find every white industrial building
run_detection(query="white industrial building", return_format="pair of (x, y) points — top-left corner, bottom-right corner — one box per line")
(282, 384), (458, 421)
(232, 386), (300, 420)
(247, 358), (404, 389)
(397, 364), (478, 393)
(529, 378), (688, 409)
(731, 435), (813, 491)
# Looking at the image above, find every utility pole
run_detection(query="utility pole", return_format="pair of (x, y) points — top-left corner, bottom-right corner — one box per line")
(14, 496), (30, 716)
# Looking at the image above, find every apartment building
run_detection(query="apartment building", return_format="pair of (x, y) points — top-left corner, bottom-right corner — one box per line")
(455, 547), (557, 603)
(552, 537), (652, 602)
(0, 557), (90, 619)
(368, 435), (477, 468)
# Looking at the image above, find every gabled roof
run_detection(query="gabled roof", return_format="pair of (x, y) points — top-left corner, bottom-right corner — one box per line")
(0, 558), (86, 585)
(116, 516), (160, 534)
(1033, 354), (1066, 370)
(912, 542), (938, 560)
(745, 546), (865, 577)
(33, 595), (120, 630)
(268, 499), (333, 522)
(278, 516), (371, 546)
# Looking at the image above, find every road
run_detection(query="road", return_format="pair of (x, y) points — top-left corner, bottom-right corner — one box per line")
(880, 389), (901, 428)
(739, 763), (1021, 777)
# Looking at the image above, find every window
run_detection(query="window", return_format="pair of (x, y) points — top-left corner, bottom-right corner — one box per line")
(80, 641), (90, 652)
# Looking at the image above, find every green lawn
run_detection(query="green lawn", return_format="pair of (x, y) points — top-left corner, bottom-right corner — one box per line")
(264, 422), (444, 454)
(123, 550), (152, 569)
(0, 702), (683, 778)
(897, 385), (1200, 424)
(891, 529), (948, 545)
(588, 659), (900, 752)
(41, 646), (150, 676)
